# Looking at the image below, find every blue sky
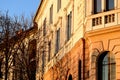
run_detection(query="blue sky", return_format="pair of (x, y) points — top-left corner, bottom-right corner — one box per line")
(0, 0), (40, 18)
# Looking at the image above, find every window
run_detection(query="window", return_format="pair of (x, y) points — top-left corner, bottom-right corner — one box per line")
(106, 0), (114, 11)
(57, 0), (61, 12)
(68, 74), (72, 80)
(78, 60), (81, 80)
(48, 41), (51, 62)
(94, 0), (102, 14)
(93, 0), (114, 14)
(43, 18), (46, 36)
(50, 5), (53, 24)
(66, 12), (72, 41)
(55, 28), (60, 54)
(42, 51), (45, 73)
(97, 51), (116, 80)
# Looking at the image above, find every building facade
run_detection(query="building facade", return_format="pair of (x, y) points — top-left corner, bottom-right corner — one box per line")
(34, 0), (120, 80)
(0, 26), (37, 80)
(12, 27), (37, 80)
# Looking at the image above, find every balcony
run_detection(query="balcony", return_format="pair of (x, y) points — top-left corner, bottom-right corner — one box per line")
(86, 9), (120, 31)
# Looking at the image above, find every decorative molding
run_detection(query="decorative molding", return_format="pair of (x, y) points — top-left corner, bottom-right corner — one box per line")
(85, 25), (120, 37)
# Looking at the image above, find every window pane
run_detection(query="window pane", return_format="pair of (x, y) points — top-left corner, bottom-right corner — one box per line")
(102, 65), (108, 80)
(67, 12), (72, 41)
(48, 41), (51, 61)
(110, 64), (116, 80)
(102, 54), (108, 80)
(97, 0), (101, 12)
(94, 0), (102, 14)
(98, 52), (116, 80)
(43, 18), (46, 36)
(50, 5), (53, 23)
(109, 0), (114, 9)
(57, 0), (61, 12)
(110, 53), (116, 80)
(55, 29), (60, 53)
(68, 75), (72, 80)
(78, 60), (81, 80)
(106, 0), (114, 10)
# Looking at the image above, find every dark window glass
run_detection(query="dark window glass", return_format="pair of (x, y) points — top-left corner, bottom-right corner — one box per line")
(106, 0), (114, 11)
(97, 51), (116, 80)
(78, 60), (81, 80)
(48, 41), (51, 61)
(66, 12), (72, 41)
(42, 51), (45, 73)
(43, 18), (46, 36)
(94, 0), (102, 14)
(50, 5), (53, 23)
(68, 74), (72, 80)
(57, 0), (61, 12)
(55, 28), (60, 54)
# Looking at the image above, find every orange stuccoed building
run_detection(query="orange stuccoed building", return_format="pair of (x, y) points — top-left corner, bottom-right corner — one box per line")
(34, 0), (120, 80)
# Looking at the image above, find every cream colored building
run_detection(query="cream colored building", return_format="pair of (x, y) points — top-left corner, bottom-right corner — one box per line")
(34, 0), (120, 80)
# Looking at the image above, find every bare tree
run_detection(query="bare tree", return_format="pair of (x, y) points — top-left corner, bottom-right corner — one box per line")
(0, 11), (22, 80)
(12, 26), (37, 80)
(0, 11), (36, 80)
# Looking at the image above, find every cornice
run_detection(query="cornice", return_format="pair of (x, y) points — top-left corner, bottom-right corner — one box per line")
(85, 25), (120, 37)
(34, 0), (48, 23)
(33, 0), (43, 22)
(64, 0), (74, 12)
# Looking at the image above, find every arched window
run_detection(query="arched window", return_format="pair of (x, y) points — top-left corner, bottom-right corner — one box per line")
(68, 74), (72, 80)
(97, 51), (116, 80)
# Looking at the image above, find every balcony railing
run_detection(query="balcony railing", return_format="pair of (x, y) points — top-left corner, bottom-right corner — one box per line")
(92, 17), (102, 26)
(86, 9), (120, 31)
(105, 14), (115, 24)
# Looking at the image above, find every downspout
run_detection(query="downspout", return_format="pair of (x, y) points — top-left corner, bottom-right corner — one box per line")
(52, 67), (54, 80)
(82, 0), (86, 79)
(81, 38), (85, 80)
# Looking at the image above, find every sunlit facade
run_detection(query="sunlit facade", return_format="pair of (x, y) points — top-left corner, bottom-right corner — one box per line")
(34, 0), (120, 80)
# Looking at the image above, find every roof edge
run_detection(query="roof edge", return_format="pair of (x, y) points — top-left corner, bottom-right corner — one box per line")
(33, 0), (43, 22)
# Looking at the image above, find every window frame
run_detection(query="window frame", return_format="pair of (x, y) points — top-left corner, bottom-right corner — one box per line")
(50, 5), (53, 24)
(48, 41), (51, 62)
(43, 18), (46, 36)
(93, 0), (115, 14)
(66, 11), (72, 41)
(97, 51), (116, 80)
(55, 28), (60, 54)
(57, 0), (61, 12)
(106, 0), (115, 11)
(93, 0), (102, 14)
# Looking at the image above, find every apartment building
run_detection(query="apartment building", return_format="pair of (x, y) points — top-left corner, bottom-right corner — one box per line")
(11, 27), (37, 80)
(34, 0), (120, 80)
(0, 25), (37, 80)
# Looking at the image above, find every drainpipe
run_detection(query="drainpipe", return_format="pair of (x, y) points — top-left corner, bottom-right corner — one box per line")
(82, 0), (87, 79)
(81, 38), (85, 80)
(52, 67), (54, 80)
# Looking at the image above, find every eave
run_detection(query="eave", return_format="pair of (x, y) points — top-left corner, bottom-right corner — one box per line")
(33, 0), (43, 23)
